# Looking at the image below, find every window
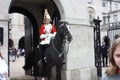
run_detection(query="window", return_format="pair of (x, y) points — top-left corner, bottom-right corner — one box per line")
(88, 0), (92, 3)
(89, 15), (93, 24)
(113, 14), (118, 21)
(102, 1), (106, 7)
(103, 16), (106, 24)
(114, 3), (118, 11)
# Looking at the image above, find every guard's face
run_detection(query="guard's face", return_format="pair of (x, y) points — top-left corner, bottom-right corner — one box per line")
(44, 18), (51, 24)
(114, 46), (120, 69)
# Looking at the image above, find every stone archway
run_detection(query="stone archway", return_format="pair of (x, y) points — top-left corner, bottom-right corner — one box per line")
(18, 36), (24, 49)
(8, 0), (65, 79)
(9, 0), (64, 47)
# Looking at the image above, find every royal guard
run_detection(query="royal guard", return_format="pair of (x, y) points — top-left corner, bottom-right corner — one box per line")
(39, 9), (56, 77)
(39, 10), (56, 45)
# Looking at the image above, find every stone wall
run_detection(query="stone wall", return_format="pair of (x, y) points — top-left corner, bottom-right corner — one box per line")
(0, 19), (8, 61)
(61, 24), (97, 80)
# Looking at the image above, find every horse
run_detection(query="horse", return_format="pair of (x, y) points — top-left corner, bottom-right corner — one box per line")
(35, 21), (73, 80)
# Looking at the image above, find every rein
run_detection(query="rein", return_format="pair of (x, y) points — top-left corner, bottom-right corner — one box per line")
(51, 38), (68, 58)
(51, 23), (69, 58)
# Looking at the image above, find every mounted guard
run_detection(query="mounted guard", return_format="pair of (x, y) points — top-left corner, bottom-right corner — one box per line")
(39, 9), (56, 77)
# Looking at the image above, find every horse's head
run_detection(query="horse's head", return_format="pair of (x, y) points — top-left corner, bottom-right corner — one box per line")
(58, 22), (73, 43)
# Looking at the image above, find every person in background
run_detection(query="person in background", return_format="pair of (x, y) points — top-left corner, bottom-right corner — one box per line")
(16, 48), (20, 58)
(12, 47), (17, 61)
(10, 47), (16, 62)
(101, 37), (120, 80)
(21, 48), (25, 56)
(114, 34), (120, 40)
(100, 42), (108, 67)
(0, 45), (8, 80)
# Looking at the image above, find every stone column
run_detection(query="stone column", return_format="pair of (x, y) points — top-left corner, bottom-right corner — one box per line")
(0, 0), (9, 64)
(61, 23), (97, 80)
(0, 0), (11, 79)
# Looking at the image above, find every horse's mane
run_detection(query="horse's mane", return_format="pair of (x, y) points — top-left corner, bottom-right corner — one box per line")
(55, 21), (68, 30)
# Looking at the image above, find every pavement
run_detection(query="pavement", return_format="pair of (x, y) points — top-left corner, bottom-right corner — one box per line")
(10, 56), (34, 80)
(9, 56), (108, 80)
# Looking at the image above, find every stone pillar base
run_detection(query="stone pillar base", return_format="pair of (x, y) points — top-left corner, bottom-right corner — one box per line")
(6, 77), (10, 80)
(62, 67), (97, 80)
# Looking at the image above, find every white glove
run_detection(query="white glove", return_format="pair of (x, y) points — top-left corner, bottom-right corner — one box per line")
(40, 34), (47, 39)
(46, 34), (53, 39)
(40, 32), (56, 39)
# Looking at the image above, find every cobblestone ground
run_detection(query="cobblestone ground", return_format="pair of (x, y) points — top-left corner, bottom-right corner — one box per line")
(9, 56), (108, 80)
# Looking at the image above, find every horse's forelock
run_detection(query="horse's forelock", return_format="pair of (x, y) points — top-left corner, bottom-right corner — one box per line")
(57, 22), (72, 40)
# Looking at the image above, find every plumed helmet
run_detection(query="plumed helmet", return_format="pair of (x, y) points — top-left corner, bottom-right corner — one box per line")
(45, 14), (51, 20)
(44, 9), (51, 20)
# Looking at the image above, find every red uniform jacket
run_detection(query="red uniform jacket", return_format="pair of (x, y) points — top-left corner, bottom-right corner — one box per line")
(39, 24), (56, 45)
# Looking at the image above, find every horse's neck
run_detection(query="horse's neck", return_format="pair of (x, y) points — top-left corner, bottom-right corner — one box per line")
(53, 33), (64, 52)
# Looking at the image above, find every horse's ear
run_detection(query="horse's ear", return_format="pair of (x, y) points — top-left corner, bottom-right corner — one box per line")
(55, 21), (61, 30)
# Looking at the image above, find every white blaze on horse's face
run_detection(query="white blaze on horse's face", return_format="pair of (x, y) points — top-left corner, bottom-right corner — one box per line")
(65, 24), (72, 42)
(66, 25), (71, 33)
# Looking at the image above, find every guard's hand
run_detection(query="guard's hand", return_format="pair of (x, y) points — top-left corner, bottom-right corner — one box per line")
(46, 34), (52, 38)
(46, 34), (49, 38)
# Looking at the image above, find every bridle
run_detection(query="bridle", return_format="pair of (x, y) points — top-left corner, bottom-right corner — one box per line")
(51, 38), (68, 58)
(51, 23), (70, 58)
(43, 39), (67, 63)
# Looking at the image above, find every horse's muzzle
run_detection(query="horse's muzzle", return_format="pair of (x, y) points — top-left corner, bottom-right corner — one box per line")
(67, 36), (73, 43)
